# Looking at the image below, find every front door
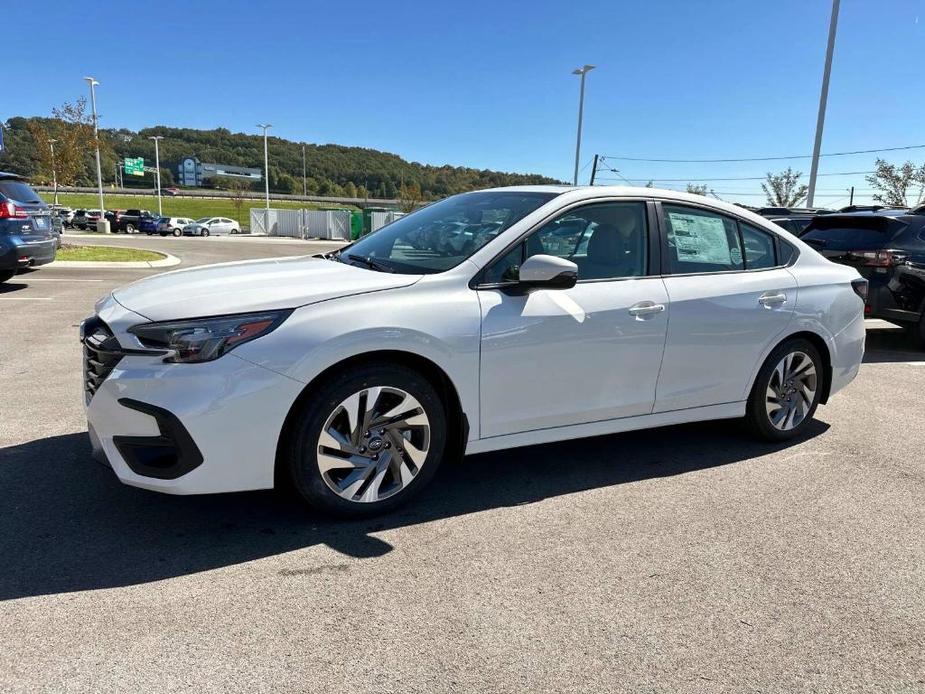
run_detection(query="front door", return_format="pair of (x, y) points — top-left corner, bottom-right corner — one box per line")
(477, 201), (669, 438)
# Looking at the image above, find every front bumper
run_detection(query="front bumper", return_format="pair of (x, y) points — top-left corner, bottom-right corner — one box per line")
(84, 335), (304, 495)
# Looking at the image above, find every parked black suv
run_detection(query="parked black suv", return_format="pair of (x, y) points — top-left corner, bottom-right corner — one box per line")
(0, 172), (56, 283)
(801, 209), (925, 345)
(108, 208), (155, 233)
(757, 206), (830, 237)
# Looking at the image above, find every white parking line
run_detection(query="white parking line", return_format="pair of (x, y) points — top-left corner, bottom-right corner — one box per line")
(0, 297), (53, 301)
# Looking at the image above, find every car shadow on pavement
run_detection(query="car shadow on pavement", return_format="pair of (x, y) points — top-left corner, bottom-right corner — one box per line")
(0, 420), (828, 601)
(0, 280), (29, 294)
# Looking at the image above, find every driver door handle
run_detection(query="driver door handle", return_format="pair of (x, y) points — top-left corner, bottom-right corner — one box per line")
(628, 301), (666, 318)
(758, 292), (788, 307)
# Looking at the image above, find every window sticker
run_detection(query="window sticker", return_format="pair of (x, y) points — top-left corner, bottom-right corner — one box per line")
(668, 212), (732, 264)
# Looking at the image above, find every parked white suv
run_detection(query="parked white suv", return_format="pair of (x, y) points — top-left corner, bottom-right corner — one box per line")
(82, 186), (866, 515)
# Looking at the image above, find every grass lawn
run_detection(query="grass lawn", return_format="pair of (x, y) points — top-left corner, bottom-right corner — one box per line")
(52, 192), (350, 229)
(55, 244), (167, 262)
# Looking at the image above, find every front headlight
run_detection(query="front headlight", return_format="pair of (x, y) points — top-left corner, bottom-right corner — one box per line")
(128, 309), (292, 363)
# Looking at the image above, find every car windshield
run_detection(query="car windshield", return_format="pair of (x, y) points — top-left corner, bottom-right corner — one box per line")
(340, 191), (558, 274)
(195, 218), (211, 224)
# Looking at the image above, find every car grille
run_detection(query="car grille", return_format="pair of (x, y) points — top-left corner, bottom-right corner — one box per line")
(81, 316), (124, 401)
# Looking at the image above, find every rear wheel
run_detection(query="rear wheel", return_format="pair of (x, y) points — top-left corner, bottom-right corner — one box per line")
(125, 223), (135, 233)
(745, 338), (823, 441)
(914, 312), (925, 350)
(172, 228), (182, 237)
(284, 364), (447, 516)
(0, 270), (15, 284)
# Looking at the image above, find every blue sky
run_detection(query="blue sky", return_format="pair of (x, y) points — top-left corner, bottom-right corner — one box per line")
(7, 0), (925, 205)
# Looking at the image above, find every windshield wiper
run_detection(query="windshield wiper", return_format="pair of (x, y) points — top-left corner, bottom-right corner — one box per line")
(345, 254), (395, 273)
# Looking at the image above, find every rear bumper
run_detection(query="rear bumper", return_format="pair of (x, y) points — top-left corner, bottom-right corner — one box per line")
(0, 237), (56, 270)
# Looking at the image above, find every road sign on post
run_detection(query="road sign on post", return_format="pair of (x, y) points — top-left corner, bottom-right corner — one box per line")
(124, 157), (145, 176)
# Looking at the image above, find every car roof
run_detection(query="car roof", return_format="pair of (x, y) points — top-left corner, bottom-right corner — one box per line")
(0, 171), (26, 181)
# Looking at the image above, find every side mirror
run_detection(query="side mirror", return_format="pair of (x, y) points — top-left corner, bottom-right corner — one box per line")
(517, 254), (578, 290)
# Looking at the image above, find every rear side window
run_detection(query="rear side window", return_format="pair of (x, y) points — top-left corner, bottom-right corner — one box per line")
(663, 205), (743, 273)
(0, 180), (43, 204)
(739, 223), (777, 269)
(802, 225), (890, 248)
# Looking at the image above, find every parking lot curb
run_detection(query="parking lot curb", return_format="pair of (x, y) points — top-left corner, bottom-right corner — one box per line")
(47, 251), (181, 269)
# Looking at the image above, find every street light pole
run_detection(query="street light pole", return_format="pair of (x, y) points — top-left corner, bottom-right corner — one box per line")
(806, 0), (840, 208)
(84, 77), (106, 228)
(48, 138), (58, 205)
(302, 143), (306, 197)
(257, 124), (272, 210)
(149, 135), (164, 215)
(571, 65), (595, 186)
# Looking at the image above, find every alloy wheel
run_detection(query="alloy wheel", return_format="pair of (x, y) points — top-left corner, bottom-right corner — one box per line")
(317, 386), (430, 503)
(765, 351), (817, 431)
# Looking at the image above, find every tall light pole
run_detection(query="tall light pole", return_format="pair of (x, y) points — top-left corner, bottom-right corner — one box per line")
(302, 143), (307, 197)
(571, 64), (595, 186)
(48, 138), (58, 205)
(148, 135), (164, 215)
(257, 124), (272, 210)
(806, 0), (840, 208)
(84, 77), (106, 228)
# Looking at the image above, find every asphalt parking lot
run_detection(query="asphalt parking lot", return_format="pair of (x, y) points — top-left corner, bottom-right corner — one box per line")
(1, 235), (923, 693)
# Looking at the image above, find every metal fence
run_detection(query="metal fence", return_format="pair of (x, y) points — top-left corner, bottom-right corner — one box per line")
(250, 207), (352, 239)
(370, 211), (406, 232)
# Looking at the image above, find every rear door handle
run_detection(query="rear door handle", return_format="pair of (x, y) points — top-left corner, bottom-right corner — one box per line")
(758, 292), (787, 307)
(628, 301), (666, 318)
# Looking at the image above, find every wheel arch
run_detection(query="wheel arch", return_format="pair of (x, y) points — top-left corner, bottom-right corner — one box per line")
(274, 350), (469, 486)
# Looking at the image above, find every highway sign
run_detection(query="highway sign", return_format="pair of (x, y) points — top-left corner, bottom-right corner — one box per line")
(124, 157), (145, 176)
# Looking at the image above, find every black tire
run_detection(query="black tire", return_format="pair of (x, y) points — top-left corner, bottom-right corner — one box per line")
(283, 363), (447, 517)
(202, 229), (209, 237)
(230, 229), (239, 235)
(913, 313), (925, 350)
(125, 223), (135, 233)
(745, 338), (824, 442)
(172, 228), (182, 237)
(0, 269), (15, 284)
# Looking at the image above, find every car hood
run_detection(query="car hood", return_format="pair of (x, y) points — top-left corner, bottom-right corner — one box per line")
(111, 255), (422, 321)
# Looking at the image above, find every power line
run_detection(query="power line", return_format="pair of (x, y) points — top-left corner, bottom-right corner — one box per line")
(597, 144), (925, 164)
(598, 170), (875, 183)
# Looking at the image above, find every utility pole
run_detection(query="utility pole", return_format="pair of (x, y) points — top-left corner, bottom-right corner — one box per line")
(149, 135), (164, 215)
(257, 124), (272, 233)
(806, 0), (840, 208)
(84, 76), (107, 230)
(848, 185), (854, 206)
(302, 143), (307, 197)
(571, 64), (595, 186)
(48, 139), (58, 205)
(589, 154), (599, 185)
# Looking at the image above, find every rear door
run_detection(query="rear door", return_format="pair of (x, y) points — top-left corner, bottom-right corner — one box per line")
(654, 203), (797, 412)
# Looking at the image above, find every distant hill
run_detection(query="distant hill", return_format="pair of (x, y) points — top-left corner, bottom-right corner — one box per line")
(0, 116), (560, 200)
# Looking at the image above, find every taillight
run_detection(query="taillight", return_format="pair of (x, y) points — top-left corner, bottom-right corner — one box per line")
(851, 278), (869, 302)
(847, 249), (903, 267)
(0, 201), (28, 219)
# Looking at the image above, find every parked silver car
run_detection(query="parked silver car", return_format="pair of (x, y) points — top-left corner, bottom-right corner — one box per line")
(182, 217), (240, 237)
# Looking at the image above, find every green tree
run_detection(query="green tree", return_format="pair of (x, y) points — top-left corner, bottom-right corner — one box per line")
(686, 183), (709, 196)
(865, 159), (925, 207)
(761, 167), (808, 207)
(343, 181), (358, 198)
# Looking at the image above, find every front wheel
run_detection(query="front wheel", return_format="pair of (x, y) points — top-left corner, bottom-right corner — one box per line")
(745, 338), (823, 441)
(284, 364), (447, 516)
(125, 223), (135, 233)
(201, 229), (209, 237)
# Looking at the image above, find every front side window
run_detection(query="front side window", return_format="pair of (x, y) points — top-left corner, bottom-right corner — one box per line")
(483, 202), (648, 284)
(663, 205), (744, 273)
(340, 191), (558, 274)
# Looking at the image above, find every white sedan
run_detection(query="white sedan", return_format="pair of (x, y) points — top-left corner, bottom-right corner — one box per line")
(82, 186), (866, 516)
(182, 217), (240, 236)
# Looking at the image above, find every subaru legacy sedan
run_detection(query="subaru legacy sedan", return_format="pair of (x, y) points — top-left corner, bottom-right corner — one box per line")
(82, 186), (866, 516)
